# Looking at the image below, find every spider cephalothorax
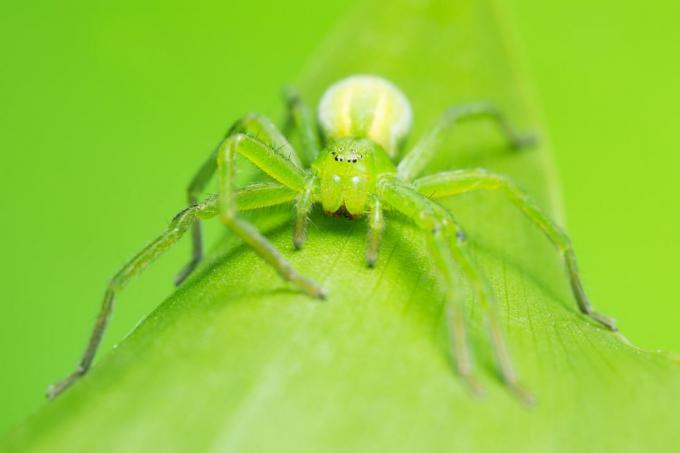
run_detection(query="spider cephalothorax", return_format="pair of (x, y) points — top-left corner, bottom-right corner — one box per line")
(49, 75), (618, 405)
(313, 137), (395, 217)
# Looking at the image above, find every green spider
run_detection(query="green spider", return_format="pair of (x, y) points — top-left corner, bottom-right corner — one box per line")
(47, 75), (617, 403)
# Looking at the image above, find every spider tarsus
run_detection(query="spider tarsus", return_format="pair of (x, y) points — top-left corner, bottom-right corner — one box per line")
(315, 287), (327, 300)
(175, 259), (200, 286)
(46, 370), (82, 400)
(365, 253), (378, 268)
(461, 375), (485, 398)
(293, 237), (305, 250)
(296, 276), (326, 300)
(508, 382), (536, 407)
(590, 312), (618, 332)
(511, 132), (540, 150)
(46, 383), (66, 400)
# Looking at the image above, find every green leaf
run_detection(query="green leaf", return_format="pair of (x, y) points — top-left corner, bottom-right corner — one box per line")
(4, 0), (680, 451)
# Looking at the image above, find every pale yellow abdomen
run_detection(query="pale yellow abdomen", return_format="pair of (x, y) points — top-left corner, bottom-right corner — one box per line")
(318, 75), (412, 158)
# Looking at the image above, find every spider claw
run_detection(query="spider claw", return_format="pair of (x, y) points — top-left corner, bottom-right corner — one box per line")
(294, 275), (326, 300)
(508, 382), (536, 407)
(462, 374), (485, 398)
(46, 369), (84, 400)
(175, 259), (200, 286)
(365, 252), (378, 268)
(308, 284), (327, 300)
(589, 311), (618, 332)
(293, 236), (305, 250)
(511, 132), (540, 150)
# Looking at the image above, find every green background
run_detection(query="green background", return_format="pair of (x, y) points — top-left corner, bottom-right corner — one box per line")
(1, 0), (678, 436)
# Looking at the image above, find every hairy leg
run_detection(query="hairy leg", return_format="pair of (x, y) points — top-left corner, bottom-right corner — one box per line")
(293, 176), (317, 249)
(427, 226), (483, 395)
(414, 168), (617, 331)
(47, 198), (217, 399)
(365, 195), (385, 267)
(282, 87), (321, 166)
(217, 134), (324, 298)
(47, 183), (298, 400)
(397, 102), (536, 180)
(379, 179), (532, 404)
(176, 139), (221, 285)
(177, 114), (305, 285)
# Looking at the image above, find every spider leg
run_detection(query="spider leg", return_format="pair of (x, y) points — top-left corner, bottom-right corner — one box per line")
(47, 197), (217, 400)
(282, 87), (321, 166)
(427, 226), (484, 396)
(379, 179), (533, 404)
(397, 102), (536, 180)
(176, 140), (220, 286)
(176, 113), (305, 286)
(446, 232), (534, 405)
(414, 168), (617, 331)
(217, 134), (324, 299)
(365, 195), (385, 267)
(47, 183), (298, 400)
(293, 176), (317, 249)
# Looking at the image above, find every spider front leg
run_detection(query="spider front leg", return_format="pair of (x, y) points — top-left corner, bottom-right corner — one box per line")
(47, 183), (300, 400)
(397, 102), (537, 180)
(283, 87), (320, 166)
(47, 197), (218, 399)
(293, 176), (317, 249)
(176, 113), (306, 285)
(379, 179), (532, 404)
(217, 133), (325, 298)
(414, 168), (617, 331)
(366, 195), (385, 266)
(175, 140), (220, 285)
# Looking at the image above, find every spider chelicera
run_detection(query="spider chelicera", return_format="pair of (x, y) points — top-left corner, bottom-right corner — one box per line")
(48, 75), (617, 403)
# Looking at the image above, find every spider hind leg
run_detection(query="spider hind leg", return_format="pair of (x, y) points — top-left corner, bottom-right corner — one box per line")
(413, 168), (617, 332)
(47, 198), (218, 399)
(176, 112), (308, 286)
(216, 133), (325, 299)
(379, 179), (534, 404)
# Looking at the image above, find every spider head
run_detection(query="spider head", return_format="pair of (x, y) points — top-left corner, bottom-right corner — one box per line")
(312, 137), (396, 217)
(325, 137), (373, 170)
(315, 137), (395, 178)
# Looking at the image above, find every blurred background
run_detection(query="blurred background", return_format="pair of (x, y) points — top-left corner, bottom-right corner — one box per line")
(1, 0), (678, 435)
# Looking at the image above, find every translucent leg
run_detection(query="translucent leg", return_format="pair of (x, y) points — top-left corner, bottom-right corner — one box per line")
(397, 102), (536, 180)
(427, 227), (483, 396)
(379, 179), (533, 404)
(175, 140), (221, 286)
(414, 168), (617, 331)
(447, 236), (534, 405)
(293, 176), (317, 249)
(365, 195), (385, 267)
(282, 87), (321, 165)
(176, 114), (305, 285)
(47, 198), (218, 399)
(47, 183), (298, 400)
(218, 134), (324, 299)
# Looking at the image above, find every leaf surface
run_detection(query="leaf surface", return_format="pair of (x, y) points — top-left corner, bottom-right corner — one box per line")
(4, 0), (679, 451)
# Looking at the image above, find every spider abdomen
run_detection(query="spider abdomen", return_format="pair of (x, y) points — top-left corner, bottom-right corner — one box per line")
(318, 75), (412, 158)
